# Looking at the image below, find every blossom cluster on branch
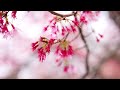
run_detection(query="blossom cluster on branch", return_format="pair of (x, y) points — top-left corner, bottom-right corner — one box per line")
(31, 11), (103, 73)
(0, 11), (104, 75)
(0, 11), (17, 37)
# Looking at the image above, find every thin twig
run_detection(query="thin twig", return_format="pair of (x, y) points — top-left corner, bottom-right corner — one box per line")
(69, 30), (93, 44)
(69, 33), (80, 43)
(62, 32), (70, 41)
(84, 31), (93, 38)
(74, 45), (86, 51)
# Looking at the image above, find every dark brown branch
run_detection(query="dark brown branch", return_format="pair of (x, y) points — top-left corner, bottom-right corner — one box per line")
(72, 13), (90, 79)
(48, 11), (77, 18)
(78, 26), (90, 79)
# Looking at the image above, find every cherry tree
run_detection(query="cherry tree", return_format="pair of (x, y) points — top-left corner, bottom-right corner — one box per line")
(0, 11), (120, 79)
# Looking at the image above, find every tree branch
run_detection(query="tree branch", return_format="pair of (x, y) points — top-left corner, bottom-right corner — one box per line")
(49, 11), (90, 78)
(78, 26), (90, 79)
(48, 11), (77, 18)
(71, 12), (90, 79)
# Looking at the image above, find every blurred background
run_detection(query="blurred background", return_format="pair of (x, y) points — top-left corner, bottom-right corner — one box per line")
(0, 11), (120, 79)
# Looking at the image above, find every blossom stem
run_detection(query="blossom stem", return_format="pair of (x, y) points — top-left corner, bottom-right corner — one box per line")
(74, 45), (86, 51)
(2, 11), (9, 18)
(69, 33), (80, 43)
(63, 32), (69, 40)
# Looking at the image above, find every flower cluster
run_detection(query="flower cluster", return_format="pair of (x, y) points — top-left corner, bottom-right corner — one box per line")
(11, 11), (17, 19)
(31, 11), (103, 72)
(55, 39), (74, 72)
(56, 57), (74, 73)
(55, 40), (73, 57)
(32, 37), (55, 62)
(0, 11), (104, 73)
(80, 11), (99, 24)
(43, 15), (79, 37)
(0, 11), (17, 37)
